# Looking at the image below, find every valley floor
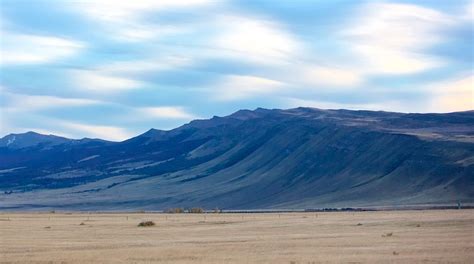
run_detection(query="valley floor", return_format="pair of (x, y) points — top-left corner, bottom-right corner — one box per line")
(0, 210), (473, 263)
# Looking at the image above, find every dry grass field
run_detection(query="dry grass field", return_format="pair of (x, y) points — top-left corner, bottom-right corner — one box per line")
(0, 210), (473, 263)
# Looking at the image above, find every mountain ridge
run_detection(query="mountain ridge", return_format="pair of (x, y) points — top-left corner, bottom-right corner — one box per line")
(0, 107), (473, 210)
(2, 107), (474, 145)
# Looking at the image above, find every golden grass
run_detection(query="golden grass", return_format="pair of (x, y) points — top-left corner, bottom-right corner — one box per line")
(0, 210), (473, 263)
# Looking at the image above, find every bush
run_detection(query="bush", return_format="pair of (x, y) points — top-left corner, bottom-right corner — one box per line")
(187, 207), (204, 213)
(138, 221), (155, 227)
(166, 208), (184, 214)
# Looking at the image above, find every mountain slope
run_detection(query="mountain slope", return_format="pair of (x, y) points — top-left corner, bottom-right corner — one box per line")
(0, 108), (473, 210)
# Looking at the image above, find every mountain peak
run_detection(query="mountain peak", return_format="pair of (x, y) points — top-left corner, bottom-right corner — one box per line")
(229, 109), (265, 120)
(0, 131), (72, 149)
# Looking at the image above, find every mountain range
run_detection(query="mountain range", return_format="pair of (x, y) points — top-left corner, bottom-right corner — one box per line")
(1, 107), (473, 210)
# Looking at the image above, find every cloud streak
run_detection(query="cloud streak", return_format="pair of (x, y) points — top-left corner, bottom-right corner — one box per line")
(212, 75), (285, 101)
(0, 33), (84, 65)
(60, 121), (133, 141)
(428, 74), (474, 113)
(213, 15), (300, 64)
(3, 91), (102, 112)
(1, 0), (472, 139)
(73, 0), (214, 41)
(137, 106), (196, 119)
(298, 65), (363, 88)
(343, 2), (454, 75)
(70, 70), (145, 93)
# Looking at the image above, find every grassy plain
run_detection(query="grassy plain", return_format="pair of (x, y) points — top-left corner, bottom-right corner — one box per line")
(0, 210), (473, 263)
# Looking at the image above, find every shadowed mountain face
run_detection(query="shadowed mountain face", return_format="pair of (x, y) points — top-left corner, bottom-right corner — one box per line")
(1, 108), (473, 210)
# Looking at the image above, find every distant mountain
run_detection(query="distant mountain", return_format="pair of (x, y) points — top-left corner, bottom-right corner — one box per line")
(0, 131), (72, 149)
(0, 107), (473, 210)
(0, 131), (109, 150)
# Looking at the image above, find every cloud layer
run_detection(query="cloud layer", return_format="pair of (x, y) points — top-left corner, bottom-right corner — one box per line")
(1, 0), (472, 140)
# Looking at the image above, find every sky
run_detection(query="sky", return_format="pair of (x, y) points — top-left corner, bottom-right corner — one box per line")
(0, 0), (473, 141)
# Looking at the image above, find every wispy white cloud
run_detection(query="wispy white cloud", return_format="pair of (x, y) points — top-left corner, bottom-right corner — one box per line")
(297, 64), (363, 88)
(113, 25), (185, 42)
(73, 0), (213, 41)
(463, 1), (474, 21)
(60, 121), (133, 141)
(137, 106), (196, 119)
(96, 56), (193, 74)
(213, 15), (301, 64)
(70, 70), (144, 93)
(208, 13), (366, 91)
(68, 56), (192, 94)
(286, 73), (474, 113)
(2, 90), (102, 113)
(75, 0), (213, 21)
(352, 46), (444, 75)
(1, 0), (471, 141)
(343, 2), (454, 75)
(212, 75), (285, 101)
(428, 74), (473, 112)
(0, 33), (84, 65)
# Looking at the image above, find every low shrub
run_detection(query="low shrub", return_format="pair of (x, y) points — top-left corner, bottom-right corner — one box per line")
(187, 207), (204, 213)
(138, 221), (155, 227)
(166, 208), (184, 214)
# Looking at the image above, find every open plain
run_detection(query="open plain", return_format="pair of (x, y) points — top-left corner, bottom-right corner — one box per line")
(0, 210), (473, 263)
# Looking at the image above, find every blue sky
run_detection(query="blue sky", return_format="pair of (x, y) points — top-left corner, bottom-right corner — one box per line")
(1, 0), (473, 140)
